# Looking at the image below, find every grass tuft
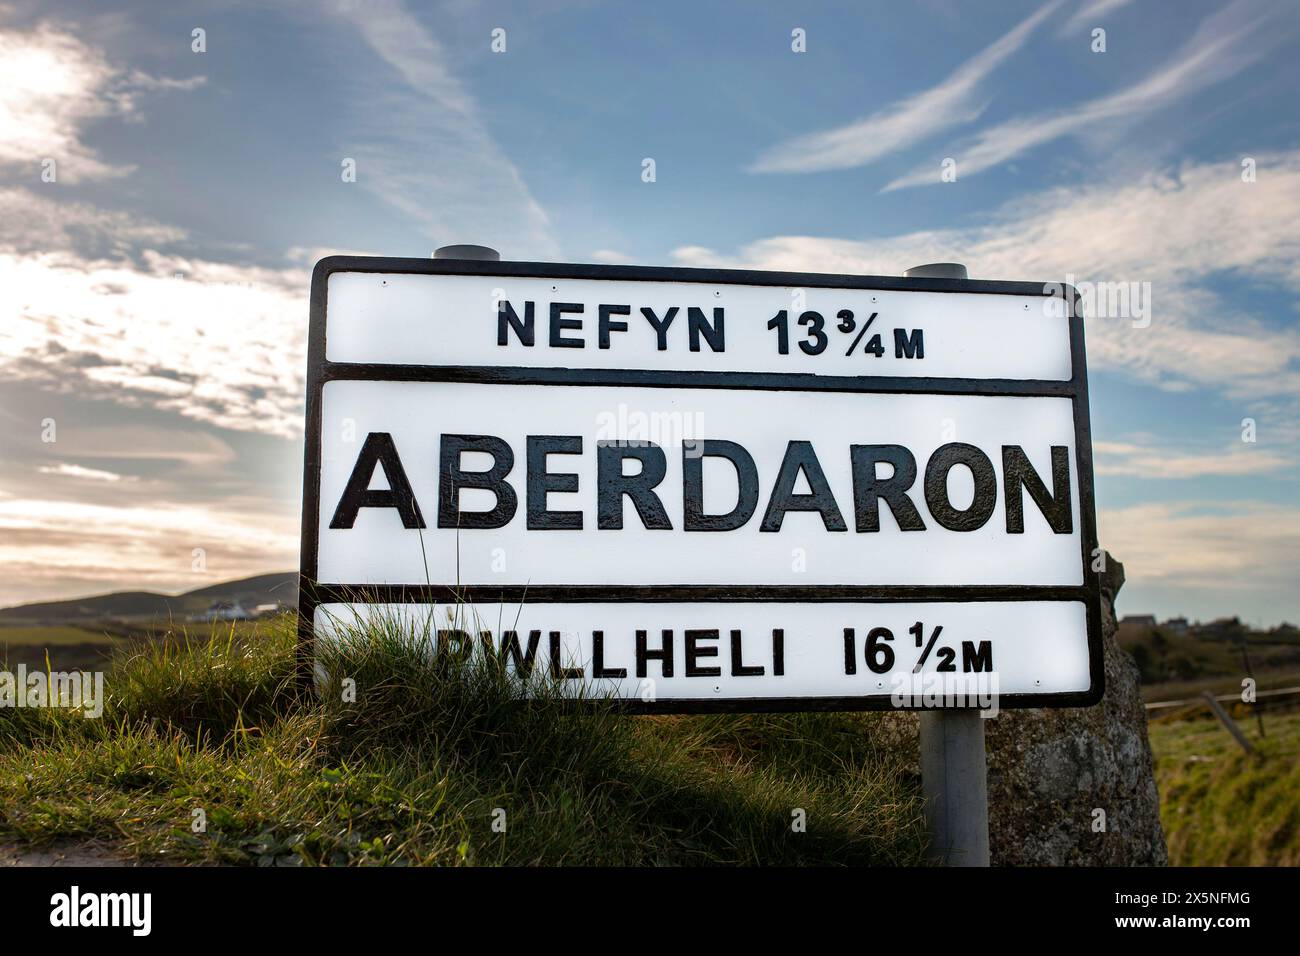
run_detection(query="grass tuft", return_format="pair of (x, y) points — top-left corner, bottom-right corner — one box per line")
(0, 612), (927, 866)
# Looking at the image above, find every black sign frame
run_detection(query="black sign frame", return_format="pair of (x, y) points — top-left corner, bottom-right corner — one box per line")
(299, 256), (1103, 711)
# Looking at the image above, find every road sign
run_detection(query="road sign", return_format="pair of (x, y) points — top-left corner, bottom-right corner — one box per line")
(299, 257), (1102, 711)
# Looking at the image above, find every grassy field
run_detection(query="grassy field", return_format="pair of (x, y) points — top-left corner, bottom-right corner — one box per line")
(0, 625), (114, 647)
(1151, 708), (1300, 866)
(0, 621), (273, 673)
(0, 615), (927, 866)
(1116, 621), (1300, 703)
(0, 621), (268, 649)
(0, 625), (119, 672)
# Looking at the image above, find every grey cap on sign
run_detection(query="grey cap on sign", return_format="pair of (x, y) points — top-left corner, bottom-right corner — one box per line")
(433, 244), (501, 261)
(903, 262), (968, 280)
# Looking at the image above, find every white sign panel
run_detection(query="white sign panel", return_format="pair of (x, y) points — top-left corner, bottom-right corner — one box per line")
(300, 258), (1102, 710)
(324, 271), (1073, 381)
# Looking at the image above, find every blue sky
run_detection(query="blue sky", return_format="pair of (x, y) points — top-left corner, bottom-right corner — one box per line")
(1, 0), (1298, 625)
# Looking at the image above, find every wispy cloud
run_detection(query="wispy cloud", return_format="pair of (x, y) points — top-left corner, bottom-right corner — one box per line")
(325, 0), (556, 257)
(1059, 0), (1134, 36)
(672, 150), (1300, 404)
(884, 0), (1277, 191)
(748, 1), (1059, 174)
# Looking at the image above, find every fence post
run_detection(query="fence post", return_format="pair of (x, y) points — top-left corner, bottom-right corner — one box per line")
(1201, 691), (1256, 756)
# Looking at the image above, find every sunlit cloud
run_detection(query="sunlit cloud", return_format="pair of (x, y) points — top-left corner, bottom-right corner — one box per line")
(0, 244), (308, 437)
(0, 20), (203, 183)
(0, 183), (307, 438)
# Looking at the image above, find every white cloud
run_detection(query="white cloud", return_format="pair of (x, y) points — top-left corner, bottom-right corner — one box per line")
(749, 1), (1059, 174)
(1099, 501), (1300, 591)
(1094, 441), (1287, 479)
(884, 0), (1277, 191)
(0, 21), (203, 183)
(325, 0), (556, 258)
(0, 190), (309, 438)
(36, 463), (131, 483)
(0, 185), (185, 255)
(672, 151), (1300, 403)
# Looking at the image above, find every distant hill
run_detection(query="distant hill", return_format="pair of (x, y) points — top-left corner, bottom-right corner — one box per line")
(0, 572), (297, 624)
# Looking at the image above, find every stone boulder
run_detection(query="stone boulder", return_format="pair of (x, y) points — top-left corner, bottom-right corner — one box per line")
(877, 553), (1168, 865)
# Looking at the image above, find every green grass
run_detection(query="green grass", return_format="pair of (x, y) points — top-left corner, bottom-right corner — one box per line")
(0, 615), (927, 866)
(1151, 708), (1300, 866)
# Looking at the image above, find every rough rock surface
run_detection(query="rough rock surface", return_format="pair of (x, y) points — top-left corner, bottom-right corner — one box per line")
(878, 554), (1168, 865)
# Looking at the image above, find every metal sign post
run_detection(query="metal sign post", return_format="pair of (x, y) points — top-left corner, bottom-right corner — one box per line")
(905, 263), (990, 867)
(920, 708), (989, 865)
